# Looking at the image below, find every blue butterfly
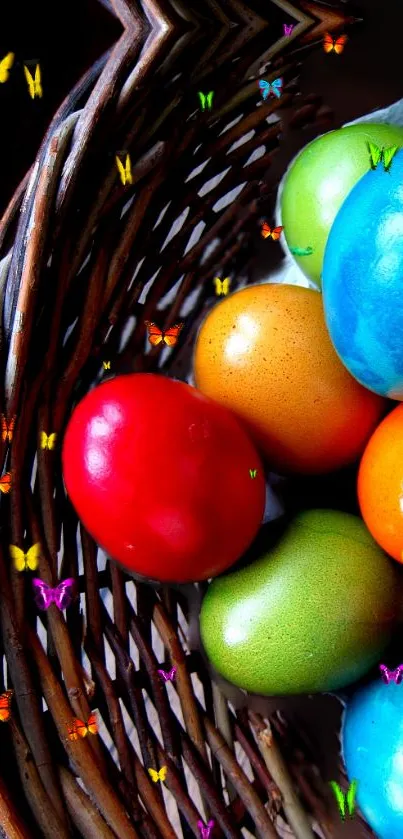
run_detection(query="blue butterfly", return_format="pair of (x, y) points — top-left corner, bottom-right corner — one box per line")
(258, 78), (283, 100)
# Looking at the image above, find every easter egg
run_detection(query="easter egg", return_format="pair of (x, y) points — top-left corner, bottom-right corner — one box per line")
(193, 283), (385, 474)
(358, 403), (403, 563)
(322, 147), (403, 398)
(200, 510), (400, 694)
(62, 373), (265, 583)
(280, 123), (403, 286)
(342, 679), (403, 838)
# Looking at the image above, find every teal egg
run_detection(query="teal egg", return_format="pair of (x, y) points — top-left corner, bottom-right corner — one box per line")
(342, 679), (403, 838)
(322, 148), (403, 398)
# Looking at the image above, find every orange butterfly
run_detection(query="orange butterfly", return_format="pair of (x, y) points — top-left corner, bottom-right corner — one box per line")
(1, 415), (15, 443)
(67, 712), (98, 741)
(145, 321), (183, 347)
(261, 223), (283, 240)
(0, 689), (14, 723)
(323, 33), (347, 54)
(0, 472), (12, 494)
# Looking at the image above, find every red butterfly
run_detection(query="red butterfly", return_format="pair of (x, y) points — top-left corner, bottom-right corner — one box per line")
(0, 689), (13, 722)
(323, 33), (347, 54)
(261, 223), (283, 240)
(0, 472), (12, 494)
(1, 415), (15, 443)
(67, 712), (98, 741)
(145, 321), (183, 347)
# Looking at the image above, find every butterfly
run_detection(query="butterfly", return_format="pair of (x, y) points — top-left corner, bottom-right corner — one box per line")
(1, 415), (15, 442)
(258, 78), (283, 100)
(103, 360), (111, 370)
(0, 690), (14, 723)
(249, 469), (257, 479)
(323, 33), (347, 54)
(10, 543), (41, 572)
(198, 91), (214, 111)
(32, 578), (75, 611)
(158, 667), (177, 682)
(329, 779), (358, 820)
(145, 321), (183, 347)
(0, 53), (14, 83)
(379, 663), (403, 684)
(367, 142), (399, 173)
(197, 820), (215, 839)
(40, 431), (57, 450)
(24, 64), (42, 98)
(67, 712), (98, 741)
(261, 223), (283, 240)
(290, 246), (314, 256)
(115, 153), (132, 186)
(0, 472), (12, 494)
(214, 277), (231, 296)
(148, 766), (167, 783)
(283, 24), (294, 35)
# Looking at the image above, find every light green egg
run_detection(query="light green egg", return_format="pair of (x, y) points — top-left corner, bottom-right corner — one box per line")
(200, 510), (401, 694)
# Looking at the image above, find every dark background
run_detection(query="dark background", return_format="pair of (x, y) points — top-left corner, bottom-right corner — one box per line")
(0, 0), (121, 216)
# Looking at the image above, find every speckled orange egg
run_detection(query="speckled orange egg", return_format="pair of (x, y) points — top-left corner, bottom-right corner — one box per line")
(193, 284), (385, 474)
(358, 404), (403, 563)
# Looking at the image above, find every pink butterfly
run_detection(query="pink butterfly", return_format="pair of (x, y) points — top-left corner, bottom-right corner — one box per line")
(197, 820), (215, 839)
(32, 578), (75, 611)
(157, 667), (177, 682)
(379, 664), (403, 684)
(283, 24), (294, 35)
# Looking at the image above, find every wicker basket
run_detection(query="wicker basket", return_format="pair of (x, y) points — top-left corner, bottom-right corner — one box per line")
(0, 1), (378, 837)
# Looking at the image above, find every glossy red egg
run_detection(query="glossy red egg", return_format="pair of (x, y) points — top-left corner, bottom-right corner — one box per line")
(62, 373), (265, 582)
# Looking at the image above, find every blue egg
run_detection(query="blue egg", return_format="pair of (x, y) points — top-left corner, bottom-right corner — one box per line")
(322, 148), (403, 398)
(342, 679), (403, 838)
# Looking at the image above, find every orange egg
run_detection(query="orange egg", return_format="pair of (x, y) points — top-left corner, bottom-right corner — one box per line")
(193, 284), (385, 474)
(358, 404), (403, 563)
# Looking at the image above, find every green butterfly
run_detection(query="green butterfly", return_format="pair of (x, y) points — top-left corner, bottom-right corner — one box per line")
(249, 469), (257, 479)
(329, 779), (358, 820)
(367, 141), (399, 173)
(290, 246), (314, 256)
(198, 91), (214, 111)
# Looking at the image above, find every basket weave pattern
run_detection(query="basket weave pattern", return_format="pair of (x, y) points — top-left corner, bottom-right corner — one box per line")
(0, 1), (376, 837)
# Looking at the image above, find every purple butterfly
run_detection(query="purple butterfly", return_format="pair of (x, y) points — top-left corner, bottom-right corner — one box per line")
(283, 24), (294, 35)
(32, 578), (75, 611)
(379, 664), (403, 684)
(157, 667), (177, 682)
(197, 820), (215, 839)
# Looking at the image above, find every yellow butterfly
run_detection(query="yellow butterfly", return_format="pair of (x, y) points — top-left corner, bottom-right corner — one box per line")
(0, 53), (14, 83)
(103, 361), (111, 370)
(9, 543), (41, 572)
(214, 277), (231, 296)
(24, 64), (42, 99)
(115, 154), (132, 186)
(148, 766), (167, 783)
(40, 432), (57, 450)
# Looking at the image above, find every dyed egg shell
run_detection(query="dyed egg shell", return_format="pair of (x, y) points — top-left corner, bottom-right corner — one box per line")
(62, 374), (266, 583)
(193, 283), (384, 474)
(200, 510), (401, 695)
(358, 403), (403, 563)
(342, 679), (403, 839)
(322, 148), (403, 399)
(280, 123), (403, 287)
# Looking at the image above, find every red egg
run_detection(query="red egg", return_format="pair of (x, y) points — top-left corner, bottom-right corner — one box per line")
(62, 373), (265, 582)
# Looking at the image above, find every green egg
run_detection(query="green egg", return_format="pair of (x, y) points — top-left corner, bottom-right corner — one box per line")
(200, 510), (401, 695)
(281, 123), (403, 287)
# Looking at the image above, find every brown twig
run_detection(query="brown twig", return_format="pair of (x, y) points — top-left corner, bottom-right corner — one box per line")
(249, 712), (316, 839)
